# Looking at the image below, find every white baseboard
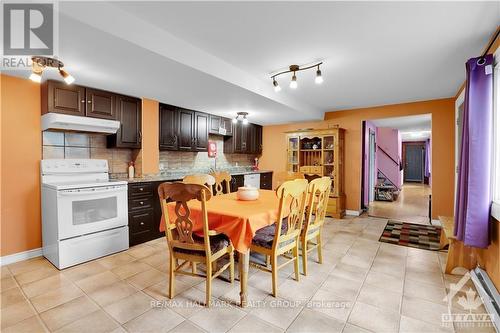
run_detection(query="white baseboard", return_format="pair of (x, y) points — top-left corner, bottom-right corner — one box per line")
(346, 210), (361, 216)
(0, 248), (42, 266)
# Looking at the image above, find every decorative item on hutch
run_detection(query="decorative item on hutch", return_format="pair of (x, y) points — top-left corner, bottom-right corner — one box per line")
(285, 126), (345, 218)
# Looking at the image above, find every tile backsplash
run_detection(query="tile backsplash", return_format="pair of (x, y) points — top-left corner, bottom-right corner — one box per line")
(43, 132), (258, 177)
(159, 135), (258, 173)
(42, 131), (133, 177)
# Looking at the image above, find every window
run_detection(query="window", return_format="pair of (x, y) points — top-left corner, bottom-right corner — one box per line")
(492, 50), (500, 220)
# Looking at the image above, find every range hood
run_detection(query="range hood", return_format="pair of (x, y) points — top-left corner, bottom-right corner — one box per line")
(41, 113), (120, 134)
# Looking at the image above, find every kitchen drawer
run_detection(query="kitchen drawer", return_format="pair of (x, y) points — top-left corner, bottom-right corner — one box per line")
(129, 196), (153, 211)
(129, 209), (154, 246)
(129, 183), (153, 197)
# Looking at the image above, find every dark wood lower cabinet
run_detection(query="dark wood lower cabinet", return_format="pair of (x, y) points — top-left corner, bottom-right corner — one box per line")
(230, 175), (245, 193)
(128, 181), (165, 246)
(260, 172), (273, 190)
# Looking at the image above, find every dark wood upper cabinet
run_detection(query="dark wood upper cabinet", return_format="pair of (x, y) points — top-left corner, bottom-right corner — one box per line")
(42, 80), (85, 116)
(177, 109), (195, 151)
(209, 115), (233, 136)
(108, 95), (141, 148)
(209, 115), (221, 134)
(159, 104), (179, 151)
(253, 124), (263, 154)
(221, 117), (233, 136)
(223, 122), (262, 154)
(193, 112), (209, 151)
(235, 122), (248, 153)
(85, 88), (116, 120)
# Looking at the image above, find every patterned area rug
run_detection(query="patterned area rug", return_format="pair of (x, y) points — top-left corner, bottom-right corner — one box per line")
(379, 220), (442, 251)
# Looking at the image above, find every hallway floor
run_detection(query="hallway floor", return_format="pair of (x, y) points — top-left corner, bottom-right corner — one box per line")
(368, 183), (432, 225)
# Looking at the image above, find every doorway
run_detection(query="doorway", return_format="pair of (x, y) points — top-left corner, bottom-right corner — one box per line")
(361, 114), (432, 225)
(403, 142), (425, 182)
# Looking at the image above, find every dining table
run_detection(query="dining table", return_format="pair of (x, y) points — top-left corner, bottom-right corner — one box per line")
(161, 189), (284, 307)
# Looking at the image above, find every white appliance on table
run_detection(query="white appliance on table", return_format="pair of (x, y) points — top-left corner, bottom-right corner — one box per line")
(41, 159), (129, 269)
(244, 173), (261, 188)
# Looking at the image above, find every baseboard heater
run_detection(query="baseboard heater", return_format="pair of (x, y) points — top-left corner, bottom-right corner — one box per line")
(470, 267), (500, 333)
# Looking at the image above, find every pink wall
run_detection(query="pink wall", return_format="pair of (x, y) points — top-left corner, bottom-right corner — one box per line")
(376, 127), (402, 189)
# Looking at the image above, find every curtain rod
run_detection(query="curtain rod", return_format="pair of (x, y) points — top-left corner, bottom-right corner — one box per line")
(482, 28), (500, 57)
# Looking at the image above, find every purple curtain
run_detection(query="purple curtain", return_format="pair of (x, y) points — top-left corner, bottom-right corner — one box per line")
(424, 139), (431, 178)
(454, 54), (494, 249)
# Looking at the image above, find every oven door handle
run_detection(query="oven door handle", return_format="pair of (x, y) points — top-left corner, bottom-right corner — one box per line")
(58, 187), (126, 196)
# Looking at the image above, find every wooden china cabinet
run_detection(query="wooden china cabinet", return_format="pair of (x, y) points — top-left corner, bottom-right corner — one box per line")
(285, 127), (345, 218)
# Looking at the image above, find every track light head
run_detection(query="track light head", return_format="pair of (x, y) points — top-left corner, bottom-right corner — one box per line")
(59, 68), (75, 85)
(273, 78), (281, 92)
(315, 67), (323, 84)
(290, 72), (298, 89)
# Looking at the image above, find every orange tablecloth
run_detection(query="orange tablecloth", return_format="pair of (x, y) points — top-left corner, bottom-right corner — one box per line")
(160, 190), (282, 253)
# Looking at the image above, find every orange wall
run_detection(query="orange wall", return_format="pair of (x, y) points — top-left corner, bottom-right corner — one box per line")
(140, 98), (159, 175)
(1, 75), (42, 256)
(0, 74), (160, 257)
(261, 98), (455, 218)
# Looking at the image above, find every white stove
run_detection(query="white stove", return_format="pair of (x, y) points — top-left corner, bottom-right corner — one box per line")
(41, 159), (129, 269)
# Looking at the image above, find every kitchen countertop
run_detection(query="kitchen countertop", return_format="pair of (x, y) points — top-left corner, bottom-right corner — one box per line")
(113, 169), (273, 183)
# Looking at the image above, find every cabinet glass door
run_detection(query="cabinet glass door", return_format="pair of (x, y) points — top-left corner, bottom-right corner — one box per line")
(287, 137), (299, 172)
(323, 135), (335, 194)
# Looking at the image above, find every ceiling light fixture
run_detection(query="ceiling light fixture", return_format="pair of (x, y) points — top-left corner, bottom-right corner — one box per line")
(233, 112), (249, 125)
(271, 62), (323, 91)
(30, 56), (75, 84)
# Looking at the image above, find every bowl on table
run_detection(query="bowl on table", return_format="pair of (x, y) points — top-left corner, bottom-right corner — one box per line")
(236, 186), (260, 201)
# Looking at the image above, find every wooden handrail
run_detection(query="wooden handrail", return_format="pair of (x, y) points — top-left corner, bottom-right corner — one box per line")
(377, 146), (399, 166)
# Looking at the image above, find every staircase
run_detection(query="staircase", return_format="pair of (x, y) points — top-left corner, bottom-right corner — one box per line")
(375, 170), (400, 201)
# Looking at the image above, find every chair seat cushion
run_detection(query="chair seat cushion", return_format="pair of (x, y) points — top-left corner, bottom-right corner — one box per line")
(301, 223), (320, 237)
(252, 221), (294, 249)
(173, 233), (230, 256)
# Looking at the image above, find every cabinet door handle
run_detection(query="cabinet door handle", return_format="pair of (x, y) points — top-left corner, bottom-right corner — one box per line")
(138, 131), (142, 142)
(87, 100), (91, 104)
(81, 99), (85, 103)
(140, 201), (144, 205)
(140, 222), (145, 226)
(139, 187), (144, 191)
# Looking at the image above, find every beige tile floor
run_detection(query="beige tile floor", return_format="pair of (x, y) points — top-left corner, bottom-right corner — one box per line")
(0, 216), (495, 333)
(368, 184), (432, 225)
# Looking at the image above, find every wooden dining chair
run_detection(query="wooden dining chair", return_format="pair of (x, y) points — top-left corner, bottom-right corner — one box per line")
(158, 182), (234, 307)
(209, 171), (232, 196)
(249, 178), (309, 297)
(274, 171), (305, 189)
(301, 177), (332, 275)
(182, 174), (216, 194)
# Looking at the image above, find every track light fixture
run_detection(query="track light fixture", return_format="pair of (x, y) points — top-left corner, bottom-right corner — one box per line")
(30, 56), (75, 84)
(271, 62), (323, 91)
(233, 112), (249, 125)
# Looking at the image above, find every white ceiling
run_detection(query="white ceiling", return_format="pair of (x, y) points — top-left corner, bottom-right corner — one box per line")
(4, 1), (499, 125)
(372, 114), (432, 141)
